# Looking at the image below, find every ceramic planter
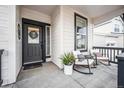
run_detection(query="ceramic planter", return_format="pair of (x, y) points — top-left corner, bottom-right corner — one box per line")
(64, 64), (73, 75)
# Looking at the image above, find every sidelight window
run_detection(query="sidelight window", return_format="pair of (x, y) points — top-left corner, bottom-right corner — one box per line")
(46, 26), (51, 56)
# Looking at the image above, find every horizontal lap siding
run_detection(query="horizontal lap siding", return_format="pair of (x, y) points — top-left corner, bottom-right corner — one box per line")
(21, 7), (51, 24)
(21, 6), (93, 70)
(51, 6), (63, 68)
(62, 6), (93, 53)
(0, 6), (9, 85)
(63, 6), (74, 53)
(51, 6), (93, 69)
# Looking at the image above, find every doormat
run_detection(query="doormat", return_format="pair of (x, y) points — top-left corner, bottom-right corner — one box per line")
(23, 63), (42, 70)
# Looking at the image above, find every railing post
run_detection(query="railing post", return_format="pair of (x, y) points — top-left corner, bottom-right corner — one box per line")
(117, 53), (124, 88)
(0, 49), (4, 86)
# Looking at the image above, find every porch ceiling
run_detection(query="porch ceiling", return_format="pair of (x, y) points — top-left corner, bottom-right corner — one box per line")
(21, 5), (124, 24)
(22, 5), (124, 18)
(70, 5), (124, 19)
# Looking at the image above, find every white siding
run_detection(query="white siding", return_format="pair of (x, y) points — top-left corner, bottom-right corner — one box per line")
(16, 6), (22, 77)
(0, 6), (9, 85)
(93, 33), (124, 47)
(62, 6), (93, 53)
(0, 5), (17, 85)
(93, 20), (124, 47)
(21, 7), (51, 24)
(62, 6), (74, 53)
(51, 6), (63, 69)
(51, 6), (93, 69)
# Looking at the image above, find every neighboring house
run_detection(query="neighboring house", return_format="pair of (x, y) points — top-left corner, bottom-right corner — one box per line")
(93, 16), (124, 47)
(0, 5), (124, 86)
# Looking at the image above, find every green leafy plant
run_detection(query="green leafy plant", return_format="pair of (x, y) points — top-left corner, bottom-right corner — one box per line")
(60, 52), (75, 65)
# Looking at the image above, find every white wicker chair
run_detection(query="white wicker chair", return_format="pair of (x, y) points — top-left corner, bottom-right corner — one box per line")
(73, 51), (96, 74)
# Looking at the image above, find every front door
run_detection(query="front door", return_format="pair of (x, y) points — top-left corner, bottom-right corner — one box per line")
(23, 23), (44, 65)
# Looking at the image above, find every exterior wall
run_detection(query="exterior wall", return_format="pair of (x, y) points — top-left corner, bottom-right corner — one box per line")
(93, 34), (124, 47)
(62, 6), (93, 53)
(0, 5), (16, 85)
(93, 35), (118, 47)
(116, 35), (124, 47)
(51, 6), (63, 68)
(21, 7), (51, 24)
(62, 6), (74, 53)
(94, 22), (113, 34)
(93, 18), (124, 48)
(51, 6), (93, 69)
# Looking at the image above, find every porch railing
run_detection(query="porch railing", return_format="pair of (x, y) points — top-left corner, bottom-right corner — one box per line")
(93, 46), (124, 63)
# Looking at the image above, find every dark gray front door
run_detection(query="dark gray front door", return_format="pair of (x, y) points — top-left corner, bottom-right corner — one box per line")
(23, 24), (43, 65)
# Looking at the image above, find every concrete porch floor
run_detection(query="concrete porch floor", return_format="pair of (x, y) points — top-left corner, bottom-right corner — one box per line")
(2, 62), (117, 88)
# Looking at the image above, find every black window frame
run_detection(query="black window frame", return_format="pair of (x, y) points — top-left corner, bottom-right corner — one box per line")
(74, 13), (88, 52)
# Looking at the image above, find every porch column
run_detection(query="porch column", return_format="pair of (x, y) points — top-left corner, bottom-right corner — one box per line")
(117, 53), (124, 88)
(0, 49), (4, 86)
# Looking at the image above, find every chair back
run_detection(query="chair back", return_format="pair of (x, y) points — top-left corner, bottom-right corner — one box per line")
(90, 49), (102, 57)
(73, 50), (81, 58)
(90, 49), (99, 54)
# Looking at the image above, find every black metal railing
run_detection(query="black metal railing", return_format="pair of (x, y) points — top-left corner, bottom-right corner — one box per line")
(93, 46), (124, 63)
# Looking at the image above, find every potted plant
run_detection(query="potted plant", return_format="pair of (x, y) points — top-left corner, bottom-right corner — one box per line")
(60, 52), (75, 75)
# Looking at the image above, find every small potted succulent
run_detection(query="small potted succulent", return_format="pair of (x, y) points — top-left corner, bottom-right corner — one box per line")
(60, 52), (75, 75)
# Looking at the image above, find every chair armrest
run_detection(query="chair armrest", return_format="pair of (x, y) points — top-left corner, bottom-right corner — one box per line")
(84, 55), (94, 59)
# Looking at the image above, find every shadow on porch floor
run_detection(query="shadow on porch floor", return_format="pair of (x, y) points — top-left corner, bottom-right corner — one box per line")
(3, 62), (117, 88)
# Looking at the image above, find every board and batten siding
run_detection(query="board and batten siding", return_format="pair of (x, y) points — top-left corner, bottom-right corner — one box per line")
(0, 5), (17, 85)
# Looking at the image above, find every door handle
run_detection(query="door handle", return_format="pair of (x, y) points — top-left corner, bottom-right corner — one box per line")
(40, 42), (43, 48)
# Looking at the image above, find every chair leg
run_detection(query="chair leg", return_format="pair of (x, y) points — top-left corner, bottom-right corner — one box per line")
(108, 60), (111, 66)
(87, 59), (93, 74)
(88, 64), (92, 73)
(92, 61), (97, 68)
(95, 55), (98, 65)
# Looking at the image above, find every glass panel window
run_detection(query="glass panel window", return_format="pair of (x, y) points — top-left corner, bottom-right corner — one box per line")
(75, 13), (88, 51)
(46, 26), (51, 56)
(28, 26), (39, 44)
(114, 24), (120, 32)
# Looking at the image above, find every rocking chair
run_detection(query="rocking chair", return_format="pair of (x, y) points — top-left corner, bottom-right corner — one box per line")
(73, 51), (96, 74)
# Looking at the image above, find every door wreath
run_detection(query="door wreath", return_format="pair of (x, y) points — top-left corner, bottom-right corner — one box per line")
(29, 31), (38, 39)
